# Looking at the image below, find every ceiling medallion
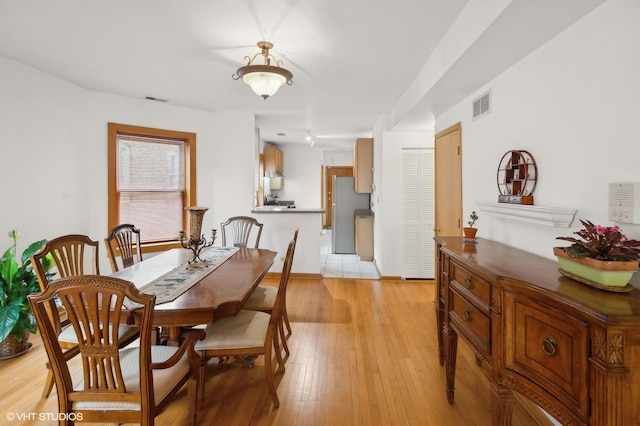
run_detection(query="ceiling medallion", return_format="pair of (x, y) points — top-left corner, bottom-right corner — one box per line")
(232, 41), (293, 100)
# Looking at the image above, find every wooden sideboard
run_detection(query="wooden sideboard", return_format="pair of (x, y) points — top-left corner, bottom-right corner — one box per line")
(435, 237), (640, 425)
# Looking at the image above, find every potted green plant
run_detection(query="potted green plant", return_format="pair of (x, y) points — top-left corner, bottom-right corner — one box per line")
(463, 211), (479, 239)
(0, 230), (50, 359)
(555, 219), (640, 289)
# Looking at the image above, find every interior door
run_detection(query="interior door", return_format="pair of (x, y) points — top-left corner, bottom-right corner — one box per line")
(401, 148), (435, 279)
(324, 166), (353, 228)
(435, 123), (462, 237)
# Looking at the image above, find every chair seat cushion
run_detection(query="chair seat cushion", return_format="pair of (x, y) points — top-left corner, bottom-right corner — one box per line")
(242, 284), (277, 311)
(72, 345), (190, 411)
(59, 324), (138, 345)
(195, 310), (270, 351)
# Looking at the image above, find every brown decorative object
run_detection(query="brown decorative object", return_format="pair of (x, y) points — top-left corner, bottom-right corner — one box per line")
(187, 206), (208, 243)
(435, 236), (640, 425)
(0, 333), (31, 360)
(463, 228), (477, 239)
(180, 206), (217, 265)
(463, 211), (478, 239)
(496, 150), (537, 205)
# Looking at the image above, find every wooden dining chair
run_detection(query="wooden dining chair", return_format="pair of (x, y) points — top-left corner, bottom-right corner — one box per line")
(31, 234), (139, 398)
(221, 216), (263, 248)
(195, 232), (297, 408)
(104, 223), (143, 273)
(28, 275), (205, 426)
(243, 229), (298, 362)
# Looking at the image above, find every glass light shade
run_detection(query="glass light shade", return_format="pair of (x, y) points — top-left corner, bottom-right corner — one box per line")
(242, 71), (287, 99)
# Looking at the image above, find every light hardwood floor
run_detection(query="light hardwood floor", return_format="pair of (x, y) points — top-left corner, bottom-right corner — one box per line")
(0, 278), (541, 425)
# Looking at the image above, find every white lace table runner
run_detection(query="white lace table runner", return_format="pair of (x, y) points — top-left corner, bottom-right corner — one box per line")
(127, 247), (239, 307)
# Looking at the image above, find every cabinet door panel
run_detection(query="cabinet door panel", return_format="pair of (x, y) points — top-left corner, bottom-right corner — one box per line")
(354, 138), (373, 193)
(504, 291), (588, 418)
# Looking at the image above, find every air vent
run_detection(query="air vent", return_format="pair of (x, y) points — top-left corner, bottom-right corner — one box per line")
(609, 182), (640, 224)
(472, 90), (491, 120)
(145, 96), (168, 102)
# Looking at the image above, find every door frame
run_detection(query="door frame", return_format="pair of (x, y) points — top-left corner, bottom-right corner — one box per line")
(323, 166), (353, 228)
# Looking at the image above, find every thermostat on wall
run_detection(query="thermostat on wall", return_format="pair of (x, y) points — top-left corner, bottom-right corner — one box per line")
(609, 182), (640, 224)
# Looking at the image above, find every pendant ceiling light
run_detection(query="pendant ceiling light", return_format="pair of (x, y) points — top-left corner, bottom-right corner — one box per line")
(233, 41), (293, 100)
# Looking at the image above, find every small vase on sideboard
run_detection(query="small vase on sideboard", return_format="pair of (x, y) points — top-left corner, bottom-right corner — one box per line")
(463, 227), (478, 239)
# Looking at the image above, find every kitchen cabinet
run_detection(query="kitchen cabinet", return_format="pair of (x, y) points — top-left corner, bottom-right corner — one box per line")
(435, 236), (640, 425)
(353, 138), (373, 193)
(264, 146), (284, 176)
(355, 212), (373, 261)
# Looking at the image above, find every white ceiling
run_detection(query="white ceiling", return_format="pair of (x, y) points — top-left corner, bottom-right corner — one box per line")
(0, 0), (467, 149)
(0, 0), (606, 150)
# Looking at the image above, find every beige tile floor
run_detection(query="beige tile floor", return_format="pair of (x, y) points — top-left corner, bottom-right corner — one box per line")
(320, 229), (380, 279)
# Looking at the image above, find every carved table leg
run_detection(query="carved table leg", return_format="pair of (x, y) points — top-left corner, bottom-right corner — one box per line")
(167, 326), (182, 347)
(444, 324), (458, 404)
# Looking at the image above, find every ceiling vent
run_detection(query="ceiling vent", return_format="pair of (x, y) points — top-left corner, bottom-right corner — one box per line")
(472, 90), (491, 120)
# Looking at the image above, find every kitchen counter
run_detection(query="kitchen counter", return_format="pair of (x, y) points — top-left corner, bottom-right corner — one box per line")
(355, 209), (373, 217)
(252, 206), (325, 213)
(249, 208), (324, 276)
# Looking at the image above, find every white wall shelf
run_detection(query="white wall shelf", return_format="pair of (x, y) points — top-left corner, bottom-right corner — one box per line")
(476, 201), (577, 228)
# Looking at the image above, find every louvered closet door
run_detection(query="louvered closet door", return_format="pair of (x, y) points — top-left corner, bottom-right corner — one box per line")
(401, 149), (435, 279)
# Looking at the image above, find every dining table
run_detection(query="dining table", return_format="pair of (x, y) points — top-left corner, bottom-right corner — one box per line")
(112, 246), (276, 345)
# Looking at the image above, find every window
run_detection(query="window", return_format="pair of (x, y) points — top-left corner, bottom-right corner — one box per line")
(108, 123), (196, 252)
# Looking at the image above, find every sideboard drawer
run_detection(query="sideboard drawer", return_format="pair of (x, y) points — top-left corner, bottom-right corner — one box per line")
(504, 291), (589, 418)
(450, 288), (490, 354)
(450, 262), (491, 311)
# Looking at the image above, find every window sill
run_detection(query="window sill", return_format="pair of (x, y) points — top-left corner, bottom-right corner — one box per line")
(476, 201), (577, 228)
(142, 241), (182, 254)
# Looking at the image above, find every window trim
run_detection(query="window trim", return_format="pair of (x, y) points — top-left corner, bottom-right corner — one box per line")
(108, 122), (196, 253)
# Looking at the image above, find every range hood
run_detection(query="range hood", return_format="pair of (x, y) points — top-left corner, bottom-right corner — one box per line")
(264, 175), (283, 190)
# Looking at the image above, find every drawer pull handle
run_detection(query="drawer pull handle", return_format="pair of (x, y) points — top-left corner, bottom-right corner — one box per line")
(463, 308), (471, 321)
(464, 277), (472, 288)
(542, 336), (557, 357)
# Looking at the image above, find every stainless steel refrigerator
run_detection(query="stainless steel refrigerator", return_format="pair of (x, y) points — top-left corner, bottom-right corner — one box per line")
(332, 176), (370, 254)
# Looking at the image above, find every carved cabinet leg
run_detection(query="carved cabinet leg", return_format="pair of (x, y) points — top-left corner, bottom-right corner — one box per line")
(436, 298), (445, 366)
(444, 325), (458, 404)
(490, 379), (513, 426)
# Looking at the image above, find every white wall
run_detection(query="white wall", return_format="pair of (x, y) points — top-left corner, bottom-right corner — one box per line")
(322, 150), (353, 167)
(1, 56), (89, 251)
(4, 0), (638, 277)
(277, 145), (323, 208)
(0, 56), (257, 270)
(436, 0), (640, 260)
(375, 129), (433, 277)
